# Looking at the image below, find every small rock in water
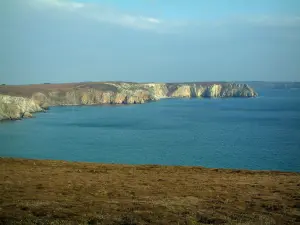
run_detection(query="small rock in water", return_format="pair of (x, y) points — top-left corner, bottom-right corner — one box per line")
(23, 112), (33, 118)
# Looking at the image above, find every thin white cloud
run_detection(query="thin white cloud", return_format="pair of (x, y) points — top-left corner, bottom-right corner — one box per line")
(27, 0), (300, 34)
(30, 0), (84, 10)
(143, 17), (161, 24)
(29, 0), (163, 31)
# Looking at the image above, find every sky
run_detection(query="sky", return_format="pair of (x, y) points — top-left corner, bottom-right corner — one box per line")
(1, 0), (300, 84)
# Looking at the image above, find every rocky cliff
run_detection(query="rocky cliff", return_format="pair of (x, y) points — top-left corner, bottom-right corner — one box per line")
(165, 83), (257, 98)
(0, 82), (257, 121)
(0, 95), (44, 121)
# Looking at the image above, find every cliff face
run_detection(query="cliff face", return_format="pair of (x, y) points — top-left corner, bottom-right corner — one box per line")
(0, 95), (44, 121)
(30, 83), (158, 106)
(0, 82), (257, 121)
(29, 83), (257, 106)
(166, 83), (257, 98)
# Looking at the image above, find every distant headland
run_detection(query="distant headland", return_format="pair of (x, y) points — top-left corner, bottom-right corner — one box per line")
(0, 81), (257, 121)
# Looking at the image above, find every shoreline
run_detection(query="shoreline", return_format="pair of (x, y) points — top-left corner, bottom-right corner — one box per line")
(1, 157), (299, 224)
(0, 95), (258, 122)
(1, 157), (298, 173)
(0, 81), (258, 122)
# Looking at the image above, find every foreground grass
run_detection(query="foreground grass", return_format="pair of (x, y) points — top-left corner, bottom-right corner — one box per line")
(1, 158), (299, 224)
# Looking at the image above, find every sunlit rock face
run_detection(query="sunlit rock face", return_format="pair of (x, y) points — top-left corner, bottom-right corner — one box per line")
(169, 85), (193, 98)
(0, 82), (257, 121)
(142, 83), (169, 99)
(0, 94), (43, 120)
(166, 83), (257, 98)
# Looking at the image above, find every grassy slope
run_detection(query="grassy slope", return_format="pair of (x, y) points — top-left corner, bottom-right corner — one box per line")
(0, 83), (119, 97)
(1, 158), (299, 225)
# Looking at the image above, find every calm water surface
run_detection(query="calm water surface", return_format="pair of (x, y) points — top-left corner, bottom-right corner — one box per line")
(1, 88), (300, 172)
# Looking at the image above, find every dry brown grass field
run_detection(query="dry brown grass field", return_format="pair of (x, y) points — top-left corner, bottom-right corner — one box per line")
(1, 158), (300, 224)
(0, 82), (119, 97)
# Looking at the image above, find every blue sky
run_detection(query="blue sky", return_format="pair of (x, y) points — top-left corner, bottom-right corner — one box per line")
(1, 0), (300, 84)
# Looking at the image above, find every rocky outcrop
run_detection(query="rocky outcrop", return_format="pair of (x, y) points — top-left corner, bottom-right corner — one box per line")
(31, 86), (156, 106)
(142, 83), (169, 99)
(0, 95), (44, 121)
(165, 83), (257, 98)
(0, 82), (258, 121)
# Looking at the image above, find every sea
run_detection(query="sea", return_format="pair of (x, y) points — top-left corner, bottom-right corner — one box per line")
(1, 88), (300, 172)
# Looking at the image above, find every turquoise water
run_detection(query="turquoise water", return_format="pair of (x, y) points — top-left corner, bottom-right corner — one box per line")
(1, 88), (300, 172)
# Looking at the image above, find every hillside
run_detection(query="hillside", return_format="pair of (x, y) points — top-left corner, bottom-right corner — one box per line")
(1, 158), (299, 224)
(0, 82), (257, 121)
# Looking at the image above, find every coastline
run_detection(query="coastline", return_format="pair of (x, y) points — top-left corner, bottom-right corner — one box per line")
(1, 157), (299, 224)
(0, 81), (258, 122)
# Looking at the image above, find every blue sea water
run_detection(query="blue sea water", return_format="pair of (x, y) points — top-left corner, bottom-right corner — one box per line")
(1, 88), (300, 172)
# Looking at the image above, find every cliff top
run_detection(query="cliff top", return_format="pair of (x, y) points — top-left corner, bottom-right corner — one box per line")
(0, 81), (238, 97)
